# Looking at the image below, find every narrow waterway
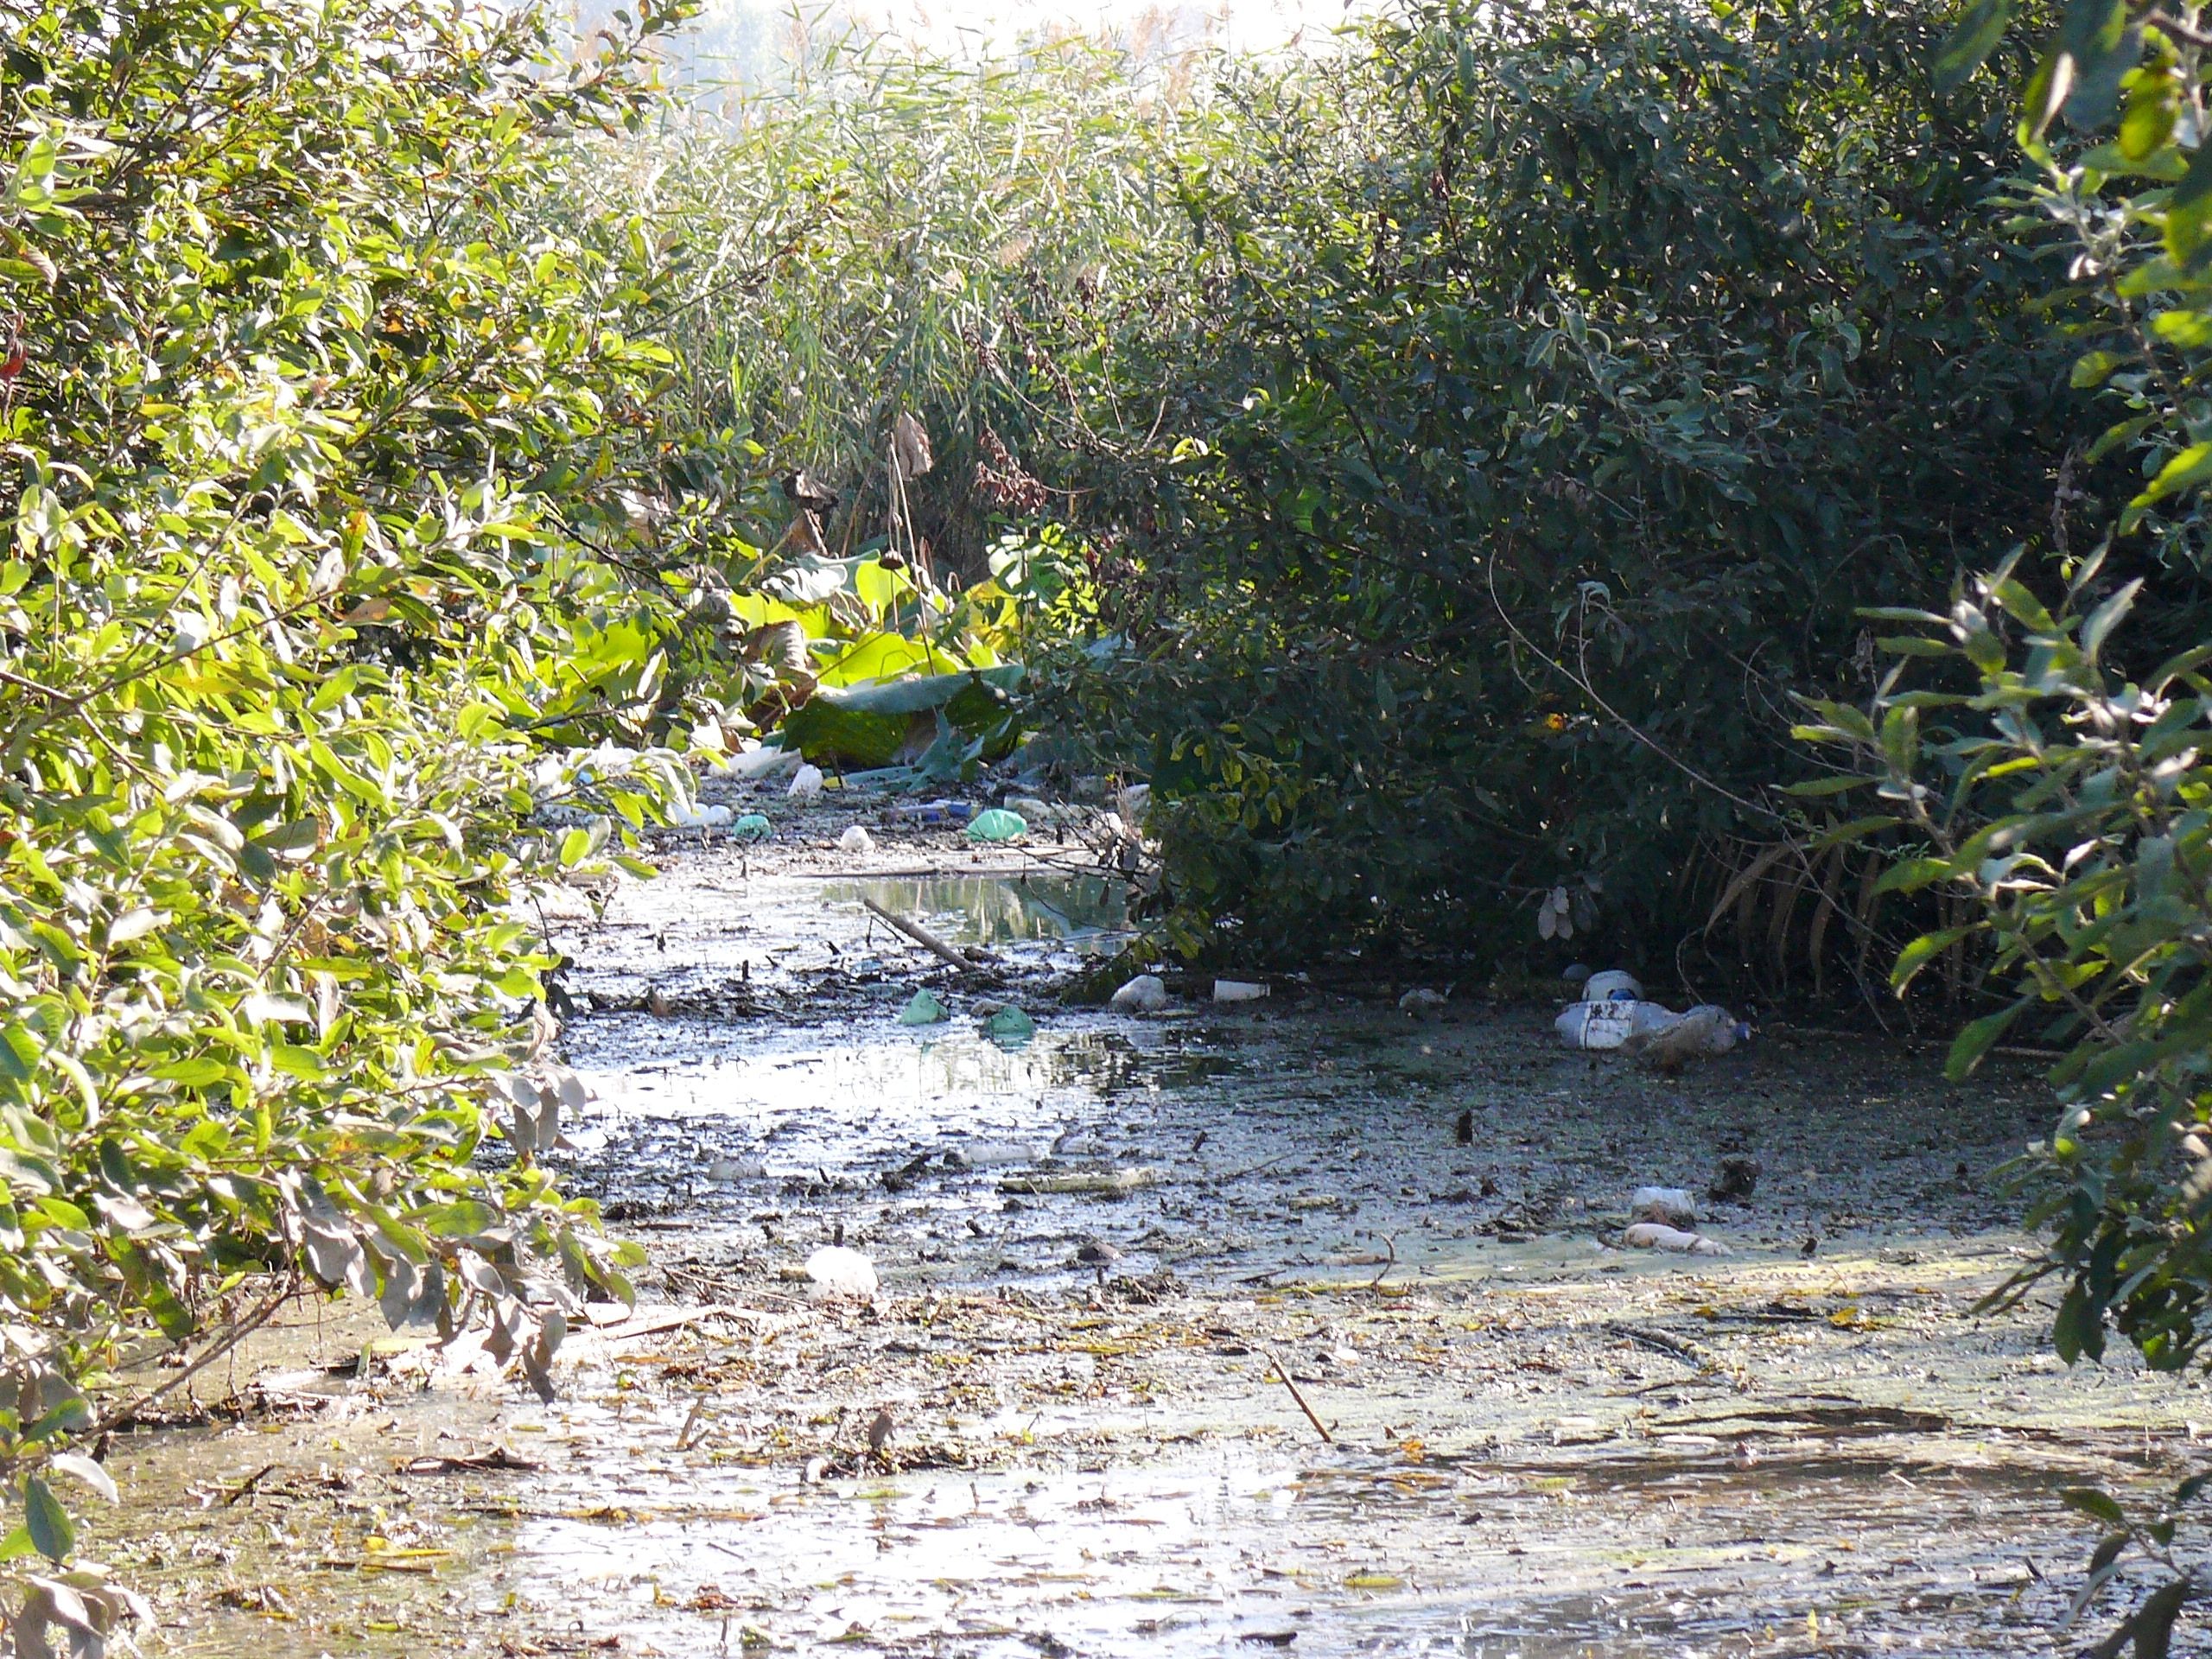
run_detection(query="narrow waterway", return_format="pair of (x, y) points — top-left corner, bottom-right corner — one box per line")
(96, 812), (2206, 1656)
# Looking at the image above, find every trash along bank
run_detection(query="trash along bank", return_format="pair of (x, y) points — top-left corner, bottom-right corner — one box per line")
(77, 786), (2204, 1656)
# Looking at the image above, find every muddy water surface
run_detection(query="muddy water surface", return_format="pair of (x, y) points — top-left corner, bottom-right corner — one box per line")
(103, 821), (2212, 1656)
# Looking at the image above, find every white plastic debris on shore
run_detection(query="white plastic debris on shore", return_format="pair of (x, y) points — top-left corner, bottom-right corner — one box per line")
(1214, 979), (1269, 1003)
(1554, 999), (1674, 1050)
(1109, 973), (1168, 1012)
(1116, 782), (1152, 833)
(668, 801), (733, 829)
(789, 763), (824, 799)
(839, 824), (875, 855)
(1621, 1223), (1728, 1255)
(1556, 999), (1747, 1060)
(804, 1246), (879, 1298)
(728, 743), (804, 781)
(1630, 1185), (1699, 1227)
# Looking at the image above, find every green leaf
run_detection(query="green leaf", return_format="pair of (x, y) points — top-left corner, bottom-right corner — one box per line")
(416, 1199), (499, 1237)
(1946, 1002), (2025, 1080)
(2070, 349), (2125, 388)
(1874, 856), (1953, 896)
(1891, 925), (1977, 994)
(22, 1474), (73, 1561)
(2166, 142), (2212, 267)
(2120, 67), (2181, 161)
(2081, 579), (2141, 662)
(2058, 1484), (2126, 1525)
(1932, 0), (2014, 96)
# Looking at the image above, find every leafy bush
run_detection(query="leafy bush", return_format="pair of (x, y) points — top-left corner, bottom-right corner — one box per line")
(1795, 0), (2212, 1633)
(1798, 0), (2212, 1374)
(0, 0), (704, 1626)
(1020, 0), (2086, 970)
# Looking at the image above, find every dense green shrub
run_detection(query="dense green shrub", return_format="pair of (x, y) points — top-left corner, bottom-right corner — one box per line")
(0, 0), (702, 1628)
(1796, 0), (2212, 1637)
(1796, 0), (2212, 1382)
(1024, 0), (2096, 972)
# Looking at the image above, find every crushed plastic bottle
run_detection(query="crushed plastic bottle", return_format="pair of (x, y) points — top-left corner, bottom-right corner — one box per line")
(1558, 999), (1750, 1061)
(899, 988), (949, 1026)
(967, 808), (1028, 843)
(1621, 1222), (1727, 1256)
(731, 813), (774, 842)
(1554, 999), (1677, 1051)
(728, 744), (803, 781)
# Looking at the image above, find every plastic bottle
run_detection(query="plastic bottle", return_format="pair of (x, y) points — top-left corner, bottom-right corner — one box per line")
(1554, 999), (1677, 1051)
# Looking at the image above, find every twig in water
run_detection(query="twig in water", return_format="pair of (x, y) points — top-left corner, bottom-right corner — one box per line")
(1262, 1348), (1334, 1445)
(1370, 1235), (1399, 1290)
(220, 1463), (281, 1507)
(1209, 1151), (1297, 1186)
(859, 896), (985, 971)
(98, 1275), (301, 1435)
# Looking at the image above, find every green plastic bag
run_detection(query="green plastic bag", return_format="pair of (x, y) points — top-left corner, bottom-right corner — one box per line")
(983, 1003), (1036, 1046)
(967, 808), (1028, 843)
(899, 988), (948, 1026)
(732, 812), (774, 842)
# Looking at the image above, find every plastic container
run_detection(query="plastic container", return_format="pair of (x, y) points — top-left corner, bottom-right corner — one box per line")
(731, 813), (774, 842)
(788, 763), (824, 799)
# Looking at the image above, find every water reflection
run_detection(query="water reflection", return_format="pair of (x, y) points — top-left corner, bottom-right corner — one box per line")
(822, 872), (1131, 950)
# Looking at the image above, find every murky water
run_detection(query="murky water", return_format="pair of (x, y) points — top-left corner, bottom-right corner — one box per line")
(104, 845), (2209, 1656)
(820, 870), (1131, 950)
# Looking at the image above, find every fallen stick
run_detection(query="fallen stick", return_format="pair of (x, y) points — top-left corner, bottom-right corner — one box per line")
(1262, 1347), (1334, 1444)
(597, 1304), (774, 1343)
(860, 896), (986, 971)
